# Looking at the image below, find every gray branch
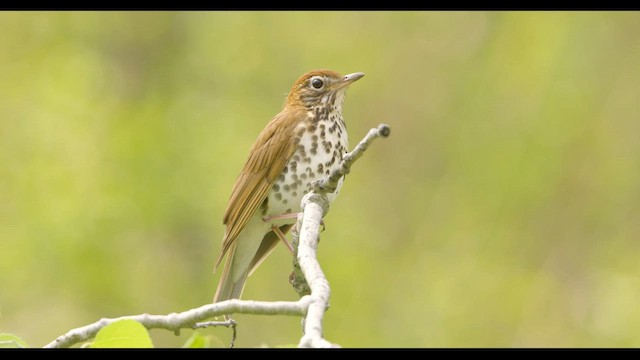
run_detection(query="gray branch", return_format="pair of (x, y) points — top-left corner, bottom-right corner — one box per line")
(44, 123), (390, 349)
(44, 298), (313, 348)
(295, 195), (334, 348)
(291, 123), (390, 348)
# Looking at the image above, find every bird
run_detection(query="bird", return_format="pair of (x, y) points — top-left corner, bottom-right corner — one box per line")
(213, 69), (365, 304)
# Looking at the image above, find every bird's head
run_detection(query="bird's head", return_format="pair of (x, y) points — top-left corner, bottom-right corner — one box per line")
(285, 70), (365, 110)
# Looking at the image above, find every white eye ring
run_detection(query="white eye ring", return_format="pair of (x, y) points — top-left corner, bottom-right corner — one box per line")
(310, 77), (324, 89)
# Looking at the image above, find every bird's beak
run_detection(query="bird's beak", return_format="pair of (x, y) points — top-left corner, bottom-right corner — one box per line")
(336, 72), (365, 89)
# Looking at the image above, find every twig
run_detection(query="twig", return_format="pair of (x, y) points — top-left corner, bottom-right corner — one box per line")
(313, 123), (390, 193)
(194, 319), (237, 348)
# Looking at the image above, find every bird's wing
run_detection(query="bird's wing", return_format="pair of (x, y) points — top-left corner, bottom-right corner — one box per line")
(215, 107), (307, 269)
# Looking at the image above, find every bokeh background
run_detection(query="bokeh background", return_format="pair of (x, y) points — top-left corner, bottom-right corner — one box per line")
(1, 11), (640, 348)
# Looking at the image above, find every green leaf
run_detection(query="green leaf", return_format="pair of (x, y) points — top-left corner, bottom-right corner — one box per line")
(0, 333), (28, 348)
(181, 332), (209, 348)
(90, 319), (154, 348)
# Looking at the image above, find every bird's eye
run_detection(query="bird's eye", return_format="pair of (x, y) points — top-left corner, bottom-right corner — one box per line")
(311, 77), (324, 89)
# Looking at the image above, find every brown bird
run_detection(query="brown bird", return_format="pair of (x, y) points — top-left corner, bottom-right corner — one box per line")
(213, 69), (365, 303)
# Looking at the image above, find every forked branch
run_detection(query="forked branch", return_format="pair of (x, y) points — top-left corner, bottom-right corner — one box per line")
(44, 123), (390, 349)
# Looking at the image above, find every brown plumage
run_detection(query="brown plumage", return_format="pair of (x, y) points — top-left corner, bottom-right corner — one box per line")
(213, 69), (365, 304)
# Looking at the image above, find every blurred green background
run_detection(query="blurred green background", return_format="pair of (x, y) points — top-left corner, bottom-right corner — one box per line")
(1, 11), (640, 348)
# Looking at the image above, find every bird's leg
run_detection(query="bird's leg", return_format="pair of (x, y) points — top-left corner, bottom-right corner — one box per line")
(264, 212), (324, 250)
(263, 213), (300, 254)
(272, 225), (294, 255)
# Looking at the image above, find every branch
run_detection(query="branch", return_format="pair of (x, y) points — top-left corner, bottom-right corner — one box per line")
(295, 194), (334, 348)
(44, 123), (390, 349)
(45, 298), (313, 348)
(291, 123), (391, 348)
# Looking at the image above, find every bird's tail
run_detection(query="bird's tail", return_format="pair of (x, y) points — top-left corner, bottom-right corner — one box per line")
(212, 222), (294, 322)
(213, 244), (250, 304)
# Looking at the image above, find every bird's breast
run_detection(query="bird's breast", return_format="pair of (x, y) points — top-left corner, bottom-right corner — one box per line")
(266, 115), (349, 219)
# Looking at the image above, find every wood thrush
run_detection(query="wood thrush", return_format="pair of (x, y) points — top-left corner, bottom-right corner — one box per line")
(213, 69), (365, 303)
